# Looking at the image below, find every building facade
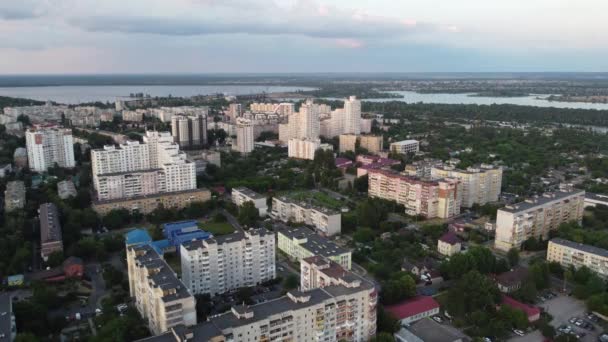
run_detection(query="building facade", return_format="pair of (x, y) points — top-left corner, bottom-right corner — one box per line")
(359, 135), (383, 154)
(343, 96), (361, 135)
(232, 187), (268, 217)
(390, 140), (420, 155)
(233, 120), (254, 154)
(25, 125), (75, 172)
(271, 196), (341, 236)
(171, 114), (208, 149)
(127, 244), (197, 335)
(92, 188), (211, 215)
(288, 138), (320, 160)
(277, 226), (351, 269)
(339, 134), (358, 153)
(180, 229), (276, 296)
(547, 238), (608, 278)
(494, 191), (585, 251)
(91, 131), (197, 201)
(368, 169), (461, 219)
(431, 164), (503, 208)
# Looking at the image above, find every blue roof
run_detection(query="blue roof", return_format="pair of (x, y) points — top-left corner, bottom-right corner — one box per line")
(151, 239), (171, 255)
(163, 220), (199, 238)
(171, 230), (212, 246)
(125, 229), (152, 246)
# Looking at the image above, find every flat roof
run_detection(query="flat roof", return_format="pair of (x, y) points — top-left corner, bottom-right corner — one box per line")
(278, 226), (349, 257)
(500, 190), (584, 214)
(408, 318), (469, 342)
(391, 139), (419, 145)
(233, 186), (265, 200)
(550, 238), (608, 258)
(128, 244), (192, 302)
(40, 203), (62, 243)
(93, 188), (209, 205)
(274, 196), (340, 216)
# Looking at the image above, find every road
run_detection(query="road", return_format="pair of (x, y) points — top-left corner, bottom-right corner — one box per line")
(85, 262), (106, 311)
(220, 208), (244, 232)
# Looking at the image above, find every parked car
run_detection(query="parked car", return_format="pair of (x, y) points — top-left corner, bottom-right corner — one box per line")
(512, 329), (525, 336)
(432, 316), (443, 323)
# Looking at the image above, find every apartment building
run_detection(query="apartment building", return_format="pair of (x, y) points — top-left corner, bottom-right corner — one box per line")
(368, 169), (461, 219)
(171, 114), (208, 149)
(250, 102), (295, 116)
(227, 103), (242, 122)
(122, 110), (145, 122)
(148, 106), (209, 123)
(404, 159), (444, 179)
(25, 125), (75, 172)
(39, 203), (63, 261)
(547, 238), (608, 278)
(57, 180), (77, 199)
(233, 120), (254, 154)
(92, 188), (211, 215)
(232, 187), (268, 217)
(494, 190), (585, 251)
(127, 244), (197, 335)
(360, 118), (373, 133)
(431, 164), (503, 208)
(359, 135), (383, 154)
(343, 96), (362, 135)
(300, 255), (370, 291)
(139, 281), (377, 342)
(4, 180), (25, 212)
(339, 134), (357, 153)
(13, 147), (28, 169)
(288, 138), (320, 160)
(271, 196), (341, 236)
(390, 140), (420, 155)
(91, 131), (196, 201)
(180, 229), (276, 296)
(277, 226), (351, 269)
(0, 293), (16, 342)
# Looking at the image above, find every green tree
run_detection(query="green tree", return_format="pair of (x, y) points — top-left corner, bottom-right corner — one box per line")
(238, 201), (260, 227)
(283, 274), (299, 290)
(507, 248), (520, 267)
(353, 227), (375, 243)
(15, 333), (39, 342)
(447, 270), (500, 318)
(382, 273), (416, 304)
(369, 332), (395, 342)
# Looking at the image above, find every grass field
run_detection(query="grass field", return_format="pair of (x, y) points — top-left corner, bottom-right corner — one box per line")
(199, 221), (235, 236)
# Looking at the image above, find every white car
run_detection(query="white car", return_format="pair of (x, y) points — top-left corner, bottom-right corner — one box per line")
(512, 329), (525, 336)
(432, 316), (443, 323)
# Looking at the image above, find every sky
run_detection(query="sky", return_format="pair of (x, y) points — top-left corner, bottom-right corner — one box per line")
(1, 0), (607, 74)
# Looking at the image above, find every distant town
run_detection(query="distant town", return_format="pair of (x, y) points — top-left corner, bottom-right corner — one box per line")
(1, 81), (608, 342)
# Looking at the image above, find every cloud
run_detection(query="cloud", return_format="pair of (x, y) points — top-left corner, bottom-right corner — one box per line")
(65, 0), (436, 43)
(0, 1), (48, 20)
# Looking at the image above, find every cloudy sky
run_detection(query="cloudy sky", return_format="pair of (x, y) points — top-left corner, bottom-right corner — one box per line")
(1, 0), (607, 74)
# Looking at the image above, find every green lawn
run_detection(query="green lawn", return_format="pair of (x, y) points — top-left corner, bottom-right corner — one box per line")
(198, 221), (235, 236)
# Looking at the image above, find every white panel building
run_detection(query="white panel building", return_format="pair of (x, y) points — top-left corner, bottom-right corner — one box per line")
(25, 125), (75, 172)
(180, 229), (275, 296)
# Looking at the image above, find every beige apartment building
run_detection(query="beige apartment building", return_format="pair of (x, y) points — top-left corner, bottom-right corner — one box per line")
(232, 187), (268, 217)
(368, 169), (461, 219)
(359, 135), (383, 154)
(494, 190), (585, 251)
(431, 164), (503, 208)
(277, 225), (352, 270)
(92, 188), (211, 215)
(547, 238), (608, 278)
(271, 196), (342, 236)
(339, 134), (358, 153)
(127, 244), (197, 335)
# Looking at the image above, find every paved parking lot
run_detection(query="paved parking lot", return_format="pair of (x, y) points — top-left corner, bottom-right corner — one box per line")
(509, 294), (601, 342)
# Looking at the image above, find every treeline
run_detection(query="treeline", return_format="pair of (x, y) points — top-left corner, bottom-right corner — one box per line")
(362, 101), (608, 126)
(0, 96), (45, 108)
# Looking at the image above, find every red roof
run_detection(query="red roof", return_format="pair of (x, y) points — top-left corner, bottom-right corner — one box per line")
(501, 295), (541, 320)
(385, 296), (440, 320)
(439, 231), (460, 245)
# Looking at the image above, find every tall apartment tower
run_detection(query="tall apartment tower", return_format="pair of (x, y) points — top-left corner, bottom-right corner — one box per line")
(343, 95), (361, 135)
(233, 119), (254, 153)
(227, 103), (242, 122)
(171, 114), (208, 149)
(180, 228), (276, 296)
(299, 99), (320, 139)
(25, 125), (75, 172)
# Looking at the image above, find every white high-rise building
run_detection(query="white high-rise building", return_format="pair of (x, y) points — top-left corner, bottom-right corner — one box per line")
(299, 99), (320, 139)
(288, 138), (320, 160)
(180, 228), (275, 296)
(25, 125), (75, 172)
(233, 119), (254, 153)
(431, 164), (503, 208)
(343, 96), (361, 135)
(91, 131), (196, 201)
(171, 114), (208, 149)
(494, 191), (585, 251)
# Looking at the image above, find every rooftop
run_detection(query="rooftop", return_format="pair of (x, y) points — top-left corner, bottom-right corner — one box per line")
(500, 190), (585, 214)
(233, 186), (265, 200)
(550, 238), (608, 258)
(439, 231), (461, 245)
(494, 267), (529, 287)
(125, 228), (153, 246)
(407, 318), (470, 342)
(129, 244), (192, 302)
(39, 203), (63, 243)
(278, 225), (349, 258)
(93, 188), (209, 205)
(391, 139), (419, 145)
(385, 296), (440, 320)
